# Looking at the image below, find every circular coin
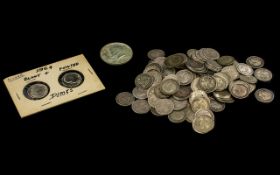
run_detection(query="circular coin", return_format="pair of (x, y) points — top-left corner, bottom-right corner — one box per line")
(147, 49), (165, 60)
(246, 56), (264, 68)
(59, 70), (84, 88)
(115, 92), (135, 106)
(135, 73), (155, 89)
(254, 88), (274, 103)
(131, 99), (151, 114)
(235, 63), (254, 76)
(100, 42), (133, 65)
(192, 109), (215, 134)
(155, 99), (174, 115)
(168, 110), (186, 123)
(24, 81), (50, 100)
(254, 68), (273, 82)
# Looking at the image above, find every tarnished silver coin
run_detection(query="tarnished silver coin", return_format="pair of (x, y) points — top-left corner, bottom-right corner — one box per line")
(155, 99), (174, 115)
(147, 86), (161, 108)
(165, 53), (188, 68)
(173, 85), (192, 100)
(160, 79), (179, 95)
(192, 109), (215, 134)
(151, 56), (166, 68)
(147, 49), (165, 60)
(205, 60), (222, 72)
(24, 81), (50, 100)
(213, 74), (228, 91)
(221, 65), (240, 81)
(229, 80), (250, 99)
(246, 56), (264, 69)
(254, 88), (274, 103)
(239, 75), (258, 84)
(154, 84), (169, 99)
(162, 68), (176, 77)
(200, 48), (220, 60)
(235, 63), (254, 76)
(168, 109), (186, 123)
(254, 68), (273, 82)
(59, 70), (84, 88)
(191, 97), (210, 113)
(217, 56), (235, 66)
(144, 63), (162, 73)
(191, 77), (201, 91)
(184, 107), (195, 123)
(176, 69), (194, 85)
(116, 92), (135, 106)
(135, 73), (155, 89)
(131, 99), (150, 114)
(132, 87), (148, 99)
(209, 97), (225, 112)
(170, 97), (189, 110)
(213, 90), (235, 103)
(146, 70), (163, 85)
(198, 75), (217, 93)
(100, 42), (133, 65)
(189, 90), (210, 104)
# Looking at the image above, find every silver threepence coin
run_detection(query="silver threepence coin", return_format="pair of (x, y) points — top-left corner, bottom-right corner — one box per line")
(246, 56), (264, 69)
(135, 73), (155, 89)
(131, 99), (151, 114)
(155, 99), (174, 115)
(235, 63), (254, 76)
(254, 88), (274, 103)
(116, 92), (135, 106)
(254, 68), (273, 82)
(147, 49), (165, 60)
(192, 109), (215, 134)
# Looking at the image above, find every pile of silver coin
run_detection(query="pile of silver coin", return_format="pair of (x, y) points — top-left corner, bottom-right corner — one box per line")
(115, 48), (274, 134)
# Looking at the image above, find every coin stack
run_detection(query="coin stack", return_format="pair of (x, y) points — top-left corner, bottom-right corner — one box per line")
(115, 48), (274, 134)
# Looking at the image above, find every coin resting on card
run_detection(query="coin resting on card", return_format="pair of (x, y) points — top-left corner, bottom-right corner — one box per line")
(3, 54), (105, 118)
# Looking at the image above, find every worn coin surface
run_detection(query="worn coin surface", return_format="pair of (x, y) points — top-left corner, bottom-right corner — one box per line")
(155, 99), (174, 115)
(236, 63), (254, 76)
(131, 99), (151, 114)
(192, 109), (215, 134)
(168, 109), (186, 123)
(165, 53), (188, 68)
(246, 56), (264, 68)
(100, 42), (133, 65)
(59, 70), (84, 88)
(116, 92), (135, 106)
(217, 55), (235, 66)
(135, 73), (155, 89)
(198, 75), (217, 93)
(173, 85), (192, 100)
(160, 79), (180, 95)
(132, 87), (148, 99)
(254, 88), (274, 103)
(239, 75), (258, 84)
(24, 81), (50, 100)
(147, 49), (165, 60)
(176, 69), (194, 85)
(221, 65), (240, 81)
(191, 97), (210, 112)
(254, 68), (273, 82)
(229, 80), (250, 99)
(209, 97), (225, 112)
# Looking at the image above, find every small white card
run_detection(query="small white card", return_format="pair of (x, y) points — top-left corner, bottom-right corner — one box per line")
(3, 54), (105, 118)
